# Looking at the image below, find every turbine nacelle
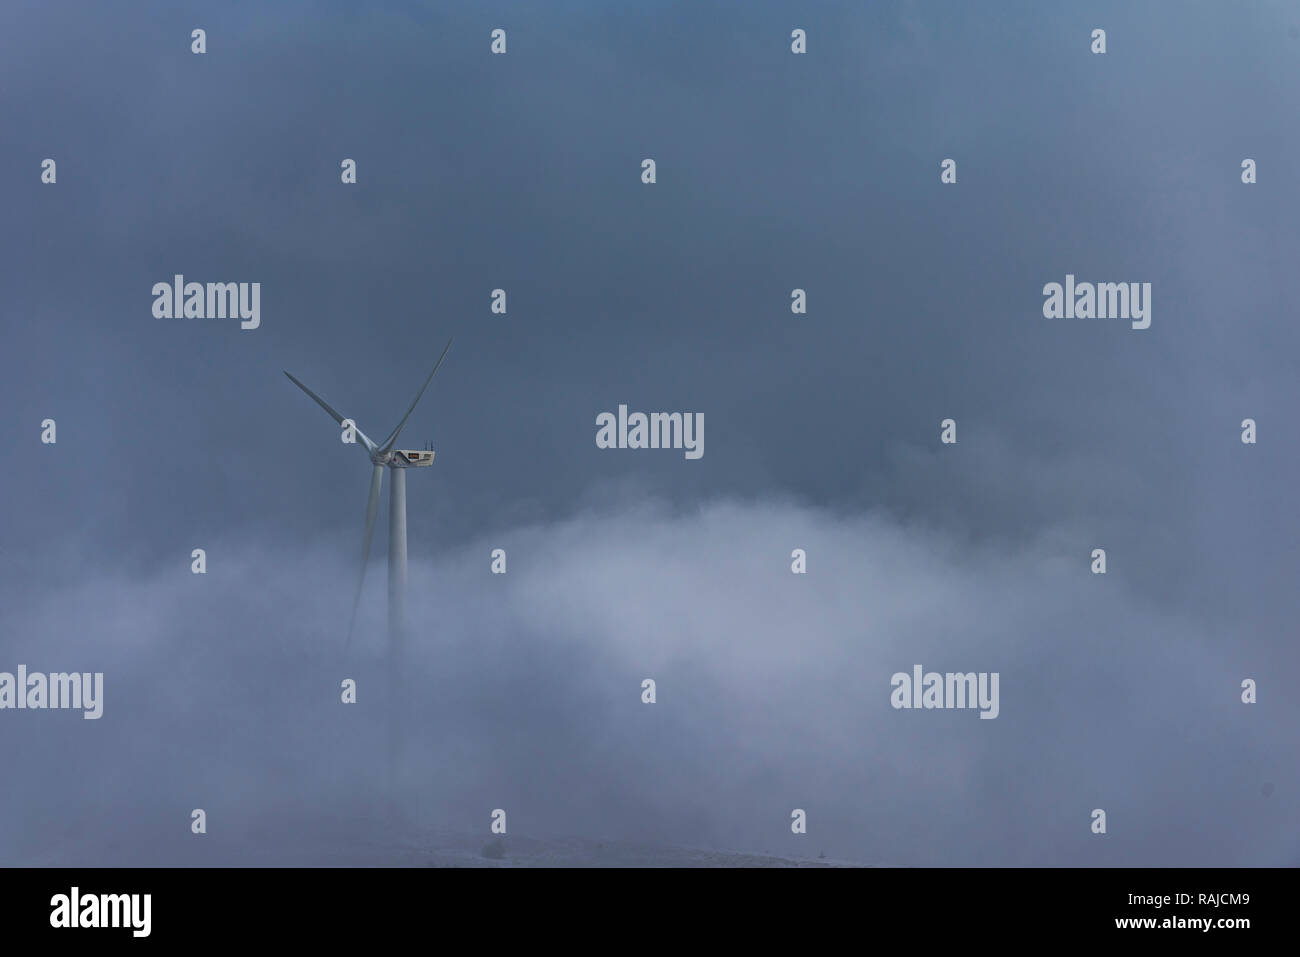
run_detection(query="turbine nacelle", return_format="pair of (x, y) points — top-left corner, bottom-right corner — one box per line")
(369, 445), (435, 468)
(386, 449), (435, 468)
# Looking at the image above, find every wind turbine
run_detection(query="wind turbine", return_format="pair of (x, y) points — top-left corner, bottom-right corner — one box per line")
(284, 337), (453, 788)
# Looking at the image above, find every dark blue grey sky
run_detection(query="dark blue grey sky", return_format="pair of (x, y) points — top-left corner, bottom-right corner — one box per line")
(0, 0), (1296, 865)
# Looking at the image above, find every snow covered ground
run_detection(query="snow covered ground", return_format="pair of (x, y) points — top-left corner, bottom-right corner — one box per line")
(7, 804), (864, 867)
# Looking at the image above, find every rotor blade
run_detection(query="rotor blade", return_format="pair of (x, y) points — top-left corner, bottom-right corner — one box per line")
(379, 337), (453, 452)
(284, 370), (376, 452)
(346, 464), (385, 647)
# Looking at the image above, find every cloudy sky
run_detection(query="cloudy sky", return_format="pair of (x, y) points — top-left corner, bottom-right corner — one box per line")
(0, 0), (1296, 866)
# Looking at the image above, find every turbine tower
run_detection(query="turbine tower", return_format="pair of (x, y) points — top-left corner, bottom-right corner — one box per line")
(284, 337), (453, 790)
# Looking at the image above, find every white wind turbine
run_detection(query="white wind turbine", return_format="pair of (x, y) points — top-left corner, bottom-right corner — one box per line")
(284, 338), (453, 786)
